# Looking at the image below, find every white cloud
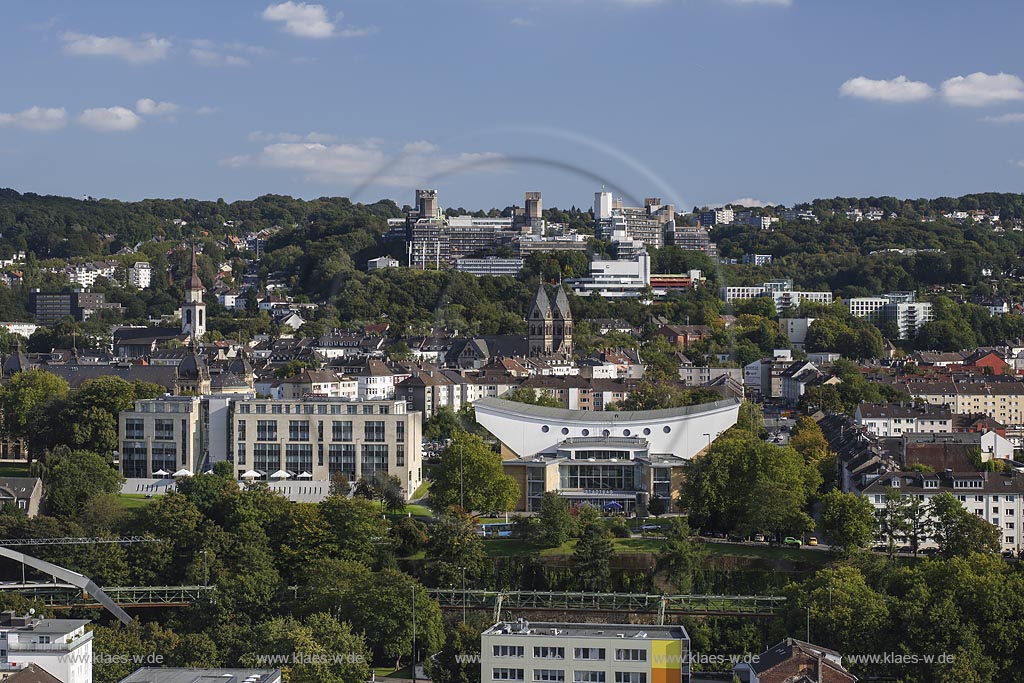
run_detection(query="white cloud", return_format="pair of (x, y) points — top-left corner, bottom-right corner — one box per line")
(78, 106), (143, 132)
(196, 106), (219, 116)
(941, 72), (1024, 107)
(839, 75), (935, 103)
(60, 32), (170, 64)
(984, 112), (1024, 123)
(135, 98), (179, 116)
(189, 39), (269, 67)
(719, 197), (775, 208)
(262, 2), (371, 38)
(249, 131), (337, 143)
(402, 140), (440, 154)
(0, 106), (68, 131)
(224, 138), (502, 186)
(510, 17), (533, 26)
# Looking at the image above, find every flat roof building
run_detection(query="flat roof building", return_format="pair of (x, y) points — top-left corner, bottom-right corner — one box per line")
(481, 620), (690, 683)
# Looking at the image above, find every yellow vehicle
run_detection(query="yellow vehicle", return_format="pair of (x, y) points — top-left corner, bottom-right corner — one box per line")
(807, 536), (818, 546)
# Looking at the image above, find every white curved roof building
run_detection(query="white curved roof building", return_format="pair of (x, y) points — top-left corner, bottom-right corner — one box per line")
(473, 396), (741, 460)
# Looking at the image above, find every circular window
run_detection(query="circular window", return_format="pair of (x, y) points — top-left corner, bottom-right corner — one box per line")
(581, 429), (590, 436)
(541, 425), (549, 433)
(663, 426), (671, 434)
(561, 427), (569, 435)
(602, 429), (610, 437)
(623, 429), (631, 436)
(643, 428), (651, 436)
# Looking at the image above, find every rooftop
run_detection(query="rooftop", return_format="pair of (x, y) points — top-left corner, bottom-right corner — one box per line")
(118, 668), (282, 683)
(482, 621), (687, 641)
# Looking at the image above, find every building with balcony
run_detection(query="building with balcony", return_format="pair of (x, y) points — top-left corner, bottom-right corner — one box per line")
(0, 611), (92, 683)
(481, 620), (690, 683)
(119, 396), (209, 478)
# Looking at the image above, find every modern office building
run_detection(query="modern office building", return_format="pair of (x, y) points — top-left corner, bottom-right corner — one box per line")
(120, 396), (208, 478)
(232, 396), (422, 496)
(30, 289), (124, 325)
(0, 611), (93, 683)
(481, 620), (691, 683)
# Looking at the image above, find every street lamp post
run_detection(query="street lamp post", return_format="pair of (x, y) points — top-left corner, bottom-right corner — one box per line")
(462, 566), (467, 624)
(459, 445), (464, 511)
(411, 585), (417, 683)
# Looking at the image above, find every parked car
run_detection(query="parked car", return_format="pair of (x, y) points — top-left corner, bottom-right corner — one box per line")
(753, 534), (767, 543)
(639, 524), (662, 532)
(783, 536), (801, 547)
(807, 536), (818, 546)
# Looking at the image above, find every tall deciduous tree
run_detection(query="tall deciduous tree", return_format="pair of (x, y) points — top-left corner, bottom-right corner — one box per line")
(535, 492), (574, 548)
(430, 433), (519, 514)
(44, 447), (124, 518)
(930, 492), (1000, 559)
(656, 517), (705, 592)
(426, 510), (487, 585)
(819, 490), (875, 552)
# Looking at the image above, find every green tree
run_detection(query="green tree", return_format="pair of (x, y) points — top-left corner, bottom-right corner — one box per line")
(573, 520), (613, 591)
(534, 492), (574, 548)
(319, 495), (389, 565)
(656, 517), (705, 592)
(244, 613), (371, 683)
(930, 492), (1000, 559)
(819, 490), (875, 553)
(426, 510), (487, 585)
(424, 406), (464, 441)
(503, 386), (562, 408)
(430, 433), (519, 514)
(429, 621), (482, 683)
(44, 447), (125, 517)
(1, 370), (69, 457)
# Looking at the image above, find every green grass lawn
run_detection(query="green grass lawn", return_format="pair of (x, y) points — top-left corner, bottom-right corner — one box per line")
(411, 480), (431, 500)
(116, 493), (156, 511)
(372, 665), (412, 679)
(0, 462), (31, 478)
(480, 536), (665, 558)
(401, 503), (433, 517)
(700, 540), (831, 564)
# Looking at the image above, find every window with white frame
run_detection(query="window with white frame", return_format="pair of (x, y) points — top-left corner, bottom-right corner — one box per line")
(493, 646), (524, 658)
(493, 669), (524, 681)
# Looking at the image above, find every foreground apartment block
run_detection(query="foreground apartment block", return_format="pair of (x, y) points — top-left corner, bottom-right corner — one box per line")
(482, 620), (690, 683)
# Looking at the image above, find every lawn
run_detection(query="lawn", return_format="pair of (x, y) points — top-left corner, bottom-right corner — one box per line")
(0, 462), (31, 478)
(700, 540), (831, 564)
(481, 536), (665, 558)
(372, 665), (413, 679)
(116, 493), (156, 511)
(411, 480), (431, 500)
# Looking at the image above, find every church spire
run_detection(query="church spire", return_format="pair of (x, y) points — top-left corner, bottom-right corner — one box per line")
(186, 241), (204, 292)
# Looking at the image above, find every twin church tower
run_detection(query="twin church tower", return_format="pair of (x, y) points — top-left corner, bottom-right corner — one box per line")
(528, 285), (573, 357)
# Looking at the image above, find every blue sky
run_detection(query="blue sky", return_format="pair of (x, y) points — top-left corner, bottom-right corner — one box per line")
(2, 0), (1024, 211)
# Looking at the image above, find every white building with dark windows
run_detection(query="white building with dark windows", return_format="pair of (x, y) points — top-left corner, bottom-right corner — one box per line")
(862, 470), (1024, 553)
(0, 612), (93, 683)
(481, 621), (690, 683)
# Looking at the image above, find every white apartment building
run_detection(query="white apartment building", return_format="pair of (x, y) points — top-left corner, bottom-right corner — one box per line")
(454, 257), (525, 277)
(720, 280), (832, 309)
(232, 397), (422, 496)
(847, 292), (932, 339)
(127, 262), (153, 289)
(0, 612), (92, 683)
(863, 471), (1024, 553)
(901, 380), (1024, 427)
(854, 403), (953, 437)
(481, 621), (691, 683)
(367, 256), (400, 271)
(0, 322), (39, 338)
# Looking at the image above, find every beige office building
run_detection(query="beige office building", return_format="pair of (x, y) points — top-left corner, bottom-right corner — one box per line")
(232, 396), (422, 498)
